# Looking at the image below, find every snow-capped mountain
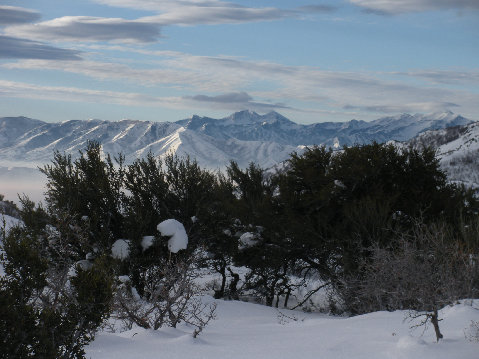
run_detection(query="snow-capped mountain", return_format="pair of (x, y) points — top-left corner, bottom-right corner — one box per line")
(407, 121), (479, 188)
(0, 110), (472, 170)
(176, 110), (470, 148)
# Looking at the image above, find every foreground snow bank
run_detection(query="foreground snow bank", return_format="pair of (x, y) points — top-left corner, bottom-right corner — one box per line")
(87, 300), (479, 359)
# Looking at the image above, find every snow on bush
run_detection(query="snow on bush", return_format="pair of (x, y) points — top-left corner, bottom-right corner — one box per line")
(157, 219), (188, 253)
(141, 236), (155, 251)
(112, 239), (130, 260)
(238, 232), (257, 250)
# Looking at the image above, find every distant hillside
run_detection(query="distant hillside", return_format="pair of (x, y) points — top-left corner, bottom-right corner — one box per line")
(406, 121), (479, 189)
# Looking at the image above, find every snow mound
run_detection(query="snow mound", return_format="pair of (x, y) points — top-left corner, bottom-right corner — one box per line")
(157, 219), (188, 253)
(111, 239), (130, 260)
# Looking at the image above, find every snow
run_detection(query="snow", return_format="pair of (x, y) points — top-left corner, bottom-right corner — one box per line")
(141, 236), (155, 251)
(0, 213), (21, 235)
(111, 239), (130, 260)
(76, 259), (93, 271)
(238, 232), (257, 250)
(0, 214), (23, 276)
(157, 219), (188, 253)
(86, 300), (479, 359)
(118, 275), (130, 283)
(333, 179), (346, 189)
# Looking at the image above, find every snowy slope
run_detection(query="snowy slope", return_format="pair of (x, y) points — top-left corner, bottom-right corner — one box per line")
(0, 116), (45, 148)
(0, 115), (303, 170)
(408, 121), (479, 188)
(86, 299), (479, 359)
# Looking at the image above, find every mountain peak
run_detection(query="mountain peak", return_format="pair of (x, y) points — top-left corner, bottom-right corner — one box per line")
(223, 110), (261, 125)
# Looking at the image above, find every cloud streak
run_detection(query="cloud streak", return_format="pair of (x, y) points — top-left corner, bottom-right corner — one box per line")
(0, 36), (81, 60)
(4, 52), (478, 118)
(5, 16), (161, 43)
(95, 0), (333, 27)
(395, 70), (479, 85)
(185, 92), (291, 112)
(296, 5), (336, 13)
(350, 0), (479, 14)
(0, 6), (40, 25)
(0, 80), (183, 108)
(343, 102), (460, 114)
(141, 7), (287, 26)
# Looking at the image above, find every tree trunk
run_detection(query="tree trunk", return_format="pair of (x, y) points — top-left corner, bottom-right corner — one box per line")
(214, 266), (227, 299)
(284, 288), (291, 308)
(430, 309), (443, 342)
(227, 267), (240, 300)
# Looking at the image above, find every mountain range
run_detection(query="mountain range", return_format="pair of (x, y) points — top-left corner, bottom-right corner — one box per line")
(0, 110), (471, 170)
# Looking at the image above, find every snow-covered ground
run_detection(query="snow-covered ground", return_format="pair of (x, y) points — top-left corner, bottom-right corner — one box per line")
(86, 299), (479, 359)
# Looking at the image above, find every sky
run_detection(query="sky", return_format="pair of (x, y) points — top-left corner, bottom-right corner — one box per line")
(0, 0), (478, 124)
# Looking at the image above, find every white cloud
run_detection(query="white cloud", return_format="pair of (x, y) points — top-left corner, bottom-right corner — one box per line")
(350, 0), (479, 14)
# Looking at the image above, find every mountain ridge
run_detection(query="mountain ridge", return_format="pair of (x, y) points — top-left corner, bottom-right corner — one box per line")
(0, 110), (472, 170)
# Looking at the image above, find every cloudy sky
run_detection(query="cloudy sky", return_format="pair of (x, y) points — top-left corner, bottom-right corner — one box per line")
(0, 0), (478, 124)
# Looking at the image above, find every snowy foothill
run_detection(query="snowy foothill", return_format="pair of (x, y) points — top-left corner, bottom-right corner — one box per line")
(157, 219), (188, 253)
(86, 299), (479, 359)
